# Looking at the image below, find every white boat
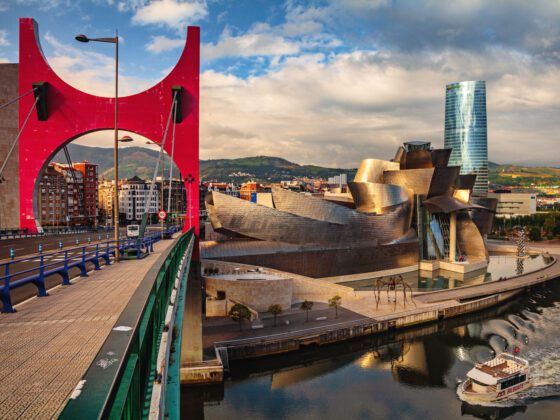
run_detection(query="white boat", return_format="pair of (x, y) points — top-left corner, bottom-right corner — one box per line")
(458, 353), (531, 402)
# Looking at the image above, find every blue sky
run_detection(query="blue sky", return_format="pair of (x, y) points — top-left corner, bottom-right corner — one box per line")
(1, 1), (559, 167)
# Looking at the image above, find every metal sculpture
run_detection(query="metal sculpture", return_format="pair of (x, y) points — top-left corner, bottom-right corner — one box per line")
(512, 226), (528, 275)
(373, 275), (416, 310)
(16, 18), (200, 238)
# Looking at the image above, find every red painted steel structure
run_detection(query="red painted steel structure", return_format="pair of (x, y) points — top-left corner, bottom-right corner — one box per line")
(17, 18), (200, 244)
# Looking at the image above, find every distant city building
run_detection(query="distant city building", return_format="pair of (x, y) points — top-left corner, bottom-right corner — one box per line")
(72, 162), (98, 225)
(328, 173), (348, 189)
(52, 163), (85, 225)
(119, 176), (160, 222)
(156, 176), (187, 217)
(488, 190), (537, 217)
(206, 182), (239, 197)
(444, 80), (489, 196)
(38, 164), (68, 227)
(239, 182), (264, 202)
(98, 180), (115, 226)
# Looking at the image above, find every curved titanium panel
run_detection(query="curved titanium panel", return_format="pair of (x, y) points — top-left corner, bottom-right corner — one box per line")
(457, 212), (488, 261)
(348, 182), (411, 214)
(431, 148), (452, 167)
(354, 159), (400, 183)
(402, 150), (433, 169)
(456, 174), (477, 191)
(208, 190), (413, 246)
(383, 168), (435, 196)
(470, 197), (498, 235)
(427, 166), (460, 197)
(423, 195), (487, 214)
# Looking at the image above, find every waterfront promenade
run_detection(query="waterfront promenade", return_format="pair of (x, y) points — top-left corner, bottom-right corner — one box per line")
(0, 239), (174, 419)
(204, 245), (560, 359)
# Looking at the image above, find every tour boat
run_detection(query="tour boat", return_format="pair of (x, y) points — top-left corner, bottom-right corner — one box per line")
(458, 353), (531, 402)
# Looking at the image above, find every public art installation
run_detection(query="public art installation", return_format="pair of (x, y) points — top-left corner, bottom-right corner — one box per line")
(203, 141), (496, 277)
(17, 18), (200, 235)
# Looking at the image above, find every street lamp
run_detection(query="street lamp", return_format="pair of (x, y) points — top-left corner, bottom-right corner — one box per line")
(186, 173), (195, 229)
(76, 31), (120, 261)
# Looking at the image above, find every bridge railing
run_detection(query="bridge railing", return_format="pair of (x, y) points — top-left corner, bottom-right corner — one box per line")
(59, 228), (195, 419)
(0, 233), (163, 313)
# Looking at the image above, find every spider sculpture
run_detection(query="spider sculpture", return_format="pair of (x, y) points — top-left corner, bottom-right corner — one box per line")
(373, 275), (416, 310)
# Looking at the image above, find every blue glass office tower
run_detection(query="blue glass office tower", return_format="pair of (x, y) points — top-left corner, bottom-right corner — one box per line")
(444, 80), (488, 195)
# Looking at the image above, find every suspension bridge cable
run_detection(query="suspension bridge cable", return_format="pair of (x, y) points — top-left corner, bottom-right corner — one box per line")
(0, 88), (37, 111)
(0, 95), (40, 182)
(146, 92), (178, 215)
(167, 100), (178, 215)
(62, 145), (85, 210)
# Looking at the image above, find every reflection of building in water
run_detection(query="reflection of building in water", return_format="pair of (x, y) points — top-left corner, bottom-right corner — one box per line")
(352, 338), (456, 387)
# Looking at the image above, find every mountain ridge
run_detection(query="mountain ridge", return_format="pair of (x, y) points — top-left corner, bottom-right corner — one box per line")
(53, 144), (559, 186)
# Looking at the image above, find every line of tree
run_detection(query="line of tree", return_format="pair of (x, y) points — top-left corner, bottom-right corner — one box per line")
(491, 212), (560, 241)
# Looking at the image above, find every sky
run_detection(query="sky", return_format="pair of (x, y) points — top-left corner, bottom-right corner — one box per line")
(0, 0), (559, 168)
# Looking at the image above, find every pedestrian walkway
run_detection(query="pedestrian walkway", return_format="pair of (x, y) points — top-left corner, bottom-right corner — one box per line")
(0, 238), (175, 419)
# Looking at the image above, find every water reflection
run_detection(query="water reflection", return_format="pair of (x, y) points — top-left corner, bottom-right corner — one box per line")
(345, 254), (553, 292)
(187, 281), (560, 420)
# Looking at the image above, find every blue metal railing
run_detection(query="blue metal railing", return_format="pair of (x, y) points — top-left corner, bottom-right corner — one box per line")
(0, 230), (180, 313)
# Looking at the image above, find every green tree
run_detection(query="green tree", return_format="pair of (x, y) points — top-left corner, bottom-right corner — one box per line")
(529, 226), (541, 241)
(229, 303), (252, 330)
(300, 300), (314, 322)
(328, 295), (342, 318)
(268, 304), (283, 326)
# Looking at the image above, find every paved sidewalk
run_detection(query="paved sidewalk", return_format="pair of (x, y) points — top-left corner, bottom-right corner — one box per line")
(0, 239), (174, 420)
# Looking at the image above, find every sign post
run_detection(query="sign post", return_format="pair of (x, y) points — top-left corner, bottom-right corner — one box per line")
(158, 210), (167, 239)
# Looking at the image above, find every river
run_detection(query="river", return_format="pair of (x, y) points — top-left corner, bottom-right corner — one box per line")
(183, 280), (560, 420)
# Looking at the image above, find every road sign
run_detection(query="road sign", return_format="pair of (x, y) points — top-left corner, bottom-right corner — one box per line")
(158, 210), (167, 220)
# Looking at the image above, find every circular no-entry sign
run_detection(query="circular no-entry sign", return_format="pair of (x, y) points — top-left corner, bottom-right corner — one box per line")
(158, 210), (167, 220)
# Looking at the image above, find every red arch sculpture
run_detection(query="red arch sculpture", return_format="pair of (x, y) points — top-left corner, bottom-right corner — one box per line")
(18, 18), (199, 242)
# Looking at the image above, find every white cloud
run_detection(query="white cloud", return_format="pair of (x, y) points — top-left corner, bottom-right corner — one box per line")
(131, 0), (208, 30)
(0, 29), (10, 47)
(146, 35), (184, 53)
(203, 27), (300, 60)
(199, 47), (560, 167)
(0, 57), (9, 63)
(43, 32), (156, 97)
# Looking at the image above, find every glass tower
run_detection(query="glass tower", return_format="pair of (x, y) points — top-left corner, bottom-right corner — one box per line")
(444, 80), (488, 195)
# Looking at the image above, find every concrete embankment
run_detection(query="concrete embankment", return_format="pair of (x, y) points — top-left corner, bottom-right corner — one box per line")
(205, 251), (560, 367)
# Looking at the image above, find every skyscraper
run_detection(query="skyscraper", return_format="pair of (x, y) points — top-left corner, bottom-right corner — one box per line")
(444, 80), (488, 195)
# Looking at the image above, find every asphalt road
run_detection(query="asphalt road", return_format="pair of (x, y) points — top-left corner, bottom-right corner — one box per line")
(0, 227), (166, 311)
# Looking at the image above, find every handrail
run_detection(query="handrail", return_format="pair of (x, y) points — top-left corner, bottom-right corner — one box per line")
(0, 233), (166, 313)
(59, 228), (195, 419)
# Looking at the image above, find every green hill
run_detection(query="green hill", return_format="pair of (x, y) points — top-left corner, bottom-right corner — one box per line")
(54, 145), (355, 182)
(53, 145), (558, 186)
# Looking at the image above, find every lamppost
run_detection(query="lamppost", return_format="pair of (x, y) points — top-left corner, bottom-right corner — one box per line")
(186, 173), (195, 229)
(75, 32), (120, 261)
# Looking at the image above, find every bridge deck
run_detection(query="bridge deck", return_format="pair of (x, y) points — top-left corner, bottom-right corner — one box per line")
(0, 239), (174, 419)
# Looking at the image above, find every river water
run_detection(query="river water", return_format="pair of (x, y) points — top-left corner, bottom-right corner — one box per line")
(183, 279), (560, 419)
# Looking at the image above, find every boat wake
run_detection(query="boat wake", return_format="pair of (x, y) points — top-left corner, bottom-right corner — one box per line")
(458, 295), (560, 409)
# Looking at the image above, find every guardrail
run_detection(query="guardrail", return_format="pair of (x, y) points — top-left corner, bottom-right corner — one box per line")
(0, 227), (103, 240)
(0, 233), (164, 313)
(59, 228), (195, 419)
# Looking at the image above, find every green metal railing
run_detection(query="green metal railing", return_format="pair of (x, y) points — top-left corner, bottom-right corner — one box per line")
(60, 228), (194, 419)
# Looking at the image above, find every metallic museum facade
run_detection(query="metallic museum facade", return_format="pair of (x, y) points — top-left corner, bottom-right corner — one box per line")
(202, 142), (496, 278)
(444, 81), (489, 196)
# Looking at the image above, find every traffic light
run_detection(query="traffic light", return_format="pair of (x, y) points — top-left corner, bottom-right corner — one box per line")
(32, 82), (48, 121)
(171, 85), (182, 123)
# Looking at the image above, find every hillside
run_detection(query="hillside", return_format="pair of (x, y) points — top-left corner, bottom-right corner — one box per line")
(489, 163), (560, 187)
(52, 145), (558, 186)
(200, 156), (355, 181)
(53, 145), (354, 182)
